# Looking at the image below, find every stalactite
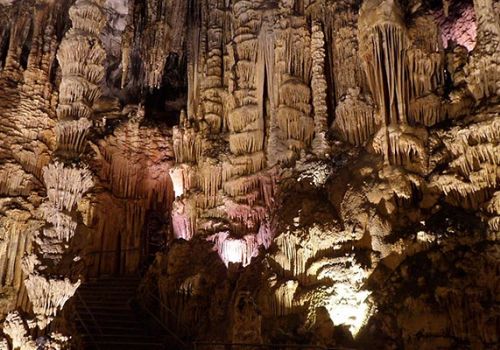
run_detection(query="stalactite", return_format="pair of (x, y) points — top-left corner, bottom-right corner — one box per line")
(333, 88), (376, 145)
(273, 280), (298, 316)
(359, 13), (409, 126)
(0, 202), (36, 295)
(207, 231), (259, 267)
(173, 126), (203, 164)
(172, 197), (197, 241)
(169, 164), (195, 198)
(42, 163), (93, 212)
(372, 125), (428, 173)
(465, 0), (500, 101)
(3, 11), (31, 71)
(2, 311), (35, 350)
(23, 274), (80, 329)
(485, 191), (500, 234)
(40, 204), (77, 242)
(327, 1), (366, 102)
(222, 152), (266, 182)
(409, 93), (443, 126)
(359, 0), (431, 170)
(310, 22), (329, 157)
(54, 119), (92, 156)
(434, 114), (499, 209)
(406, 15), (446, 127)
(128, 0), (187, 89)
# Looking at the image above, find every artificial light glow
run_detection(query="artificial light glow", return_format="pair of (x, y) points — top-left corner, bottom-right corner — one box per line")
(316, 256), (374, 336)
(325, 287), (373, 336)
(169, 167), (185, 198)
(207, 232), (260, 267)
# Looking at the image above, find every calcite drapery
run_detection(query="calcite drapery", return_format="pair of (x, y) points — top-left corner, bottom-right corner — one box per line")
(359, 0), (429, 172)
(1, 0), (499, 348)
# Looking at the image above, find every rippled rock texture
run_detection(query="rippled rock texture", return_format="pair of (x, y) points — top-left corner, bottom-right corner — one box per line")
(0, 0), (498, 349)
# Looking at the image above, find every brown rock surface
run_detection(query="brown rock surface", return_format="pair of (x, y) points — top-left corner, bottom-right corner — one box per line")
(0, 0), (498, 349)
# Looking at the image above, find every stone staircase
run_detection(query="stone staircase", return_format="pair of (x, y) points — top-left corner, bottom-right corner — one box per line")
(74, 275), (179, 350)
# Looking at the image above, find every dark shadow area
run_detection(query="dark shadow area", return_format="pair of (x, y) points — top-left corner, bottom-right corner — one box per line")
(144, 53), (187, 127)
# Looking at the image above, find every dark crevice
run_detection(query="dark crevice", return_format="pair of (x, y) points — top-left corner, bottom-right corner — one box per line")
(144, 53), (187, 126)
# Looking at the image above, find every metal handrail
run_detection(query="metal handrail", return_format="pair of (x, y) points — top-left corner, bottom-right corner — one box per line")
(143, 286), (183, 322)
(139, 292), (189, 349)
(74, 311), (101, 350)
(134, 266), (190, 349)
(75, 290), (102, 350)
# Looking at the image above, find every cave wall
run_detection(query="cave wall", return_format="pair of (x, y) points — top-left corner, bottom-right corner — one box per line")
(0, 0), (498, 349)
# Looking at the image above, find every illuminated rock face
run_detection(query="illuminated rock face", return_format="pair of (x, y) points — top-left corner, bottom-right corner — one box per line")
(0, 0), (499, 349)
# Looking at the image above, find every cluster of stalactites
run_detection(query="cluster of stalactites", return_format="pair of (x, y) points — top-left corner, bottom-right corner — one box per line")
(465, 0), (500, 101)
(273, 12), (314, 162)
(20, 161), (94, 327)
(43, 163), (93, 211)
(358, 0), (431, 171)
(207, 231), (261, 267)
(19, 0), (104, 332)
(172, 125), (203, 164)
(435, 115), (499, 209)
(372, 124), (428, 173)
(334, 88), (376, 146)
(485, 191), (500, 235)
(359, 0), (409, 127)
(54, 119), (92, 157)
(122, 0), (188, 89)
(2, 311), (70, 350)
(55, 0), (106, 155)
(328, 0), (378, 146)
(23, 164), (91, 326)
(23, 271), (81, 329)
(406, 15), (446, 127)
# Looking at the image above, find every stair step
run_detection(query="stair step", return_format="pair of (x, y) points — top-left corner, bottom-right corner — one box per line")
(76, 324), (164, 335)
(75, 276), (176, 350)
(77, 304), (133, 312)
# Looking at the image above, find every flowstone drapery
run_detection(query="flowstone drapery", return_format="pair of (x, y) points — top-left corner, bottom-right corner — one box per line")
(1, 0), (499, 349)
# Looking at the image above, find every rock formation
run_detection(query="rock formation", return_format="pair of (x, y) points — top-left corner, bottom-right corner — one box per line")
(0, 0), (498, 349)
